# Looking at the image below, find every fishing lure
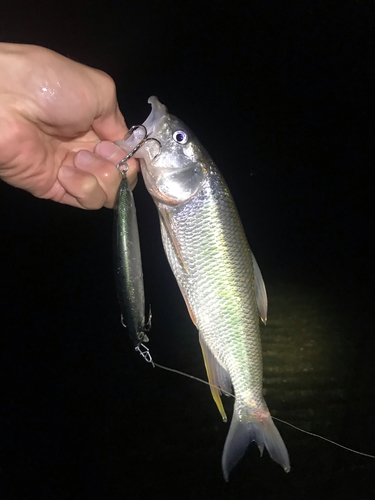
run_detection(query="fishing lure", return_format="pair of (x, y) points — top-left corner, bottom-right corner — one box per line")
(113, 131), (151, 347)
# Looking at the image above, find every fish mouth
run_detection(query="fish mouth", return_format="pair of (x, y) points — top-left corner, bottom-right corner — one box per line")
(115, 96), (167, 154)
(142, 96), (167, 137)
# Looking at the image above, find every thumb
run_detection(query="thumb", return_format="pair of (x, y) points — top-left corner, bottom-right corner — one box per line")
(90, 70), (128, 141)
(93, 102), (128, 141)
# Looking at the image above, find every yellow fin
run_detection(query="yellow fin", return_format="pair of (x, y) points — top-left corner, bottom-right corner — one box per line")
(199, 335), (229, 422)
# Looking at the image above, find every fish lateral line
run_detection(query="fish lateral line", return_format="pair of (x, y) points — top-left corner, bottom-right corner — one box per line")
(135, 347), (375, 461)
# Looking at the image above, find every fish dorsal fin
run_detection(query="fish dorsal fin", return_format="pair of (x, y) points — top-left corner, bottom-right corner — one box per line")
(159, 208), (189, 273)
(199, 333), (232, 422)
(252, 253), (268, 325)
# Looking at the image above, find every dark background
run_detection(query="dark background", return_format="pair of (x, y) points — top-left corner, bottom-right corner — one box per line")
(0, 1), (374, 499)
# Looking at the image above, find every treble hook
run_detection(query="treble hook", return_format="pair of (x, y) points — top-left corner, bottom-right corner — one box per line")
(144, 304), (152, 332)
(116, 125), (148, 173)
(116, 126), (162, 173)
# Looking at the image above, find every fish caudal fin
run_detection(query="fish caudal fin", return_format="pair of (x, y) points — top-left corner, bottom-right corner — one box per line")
(222, 404), (290, 481)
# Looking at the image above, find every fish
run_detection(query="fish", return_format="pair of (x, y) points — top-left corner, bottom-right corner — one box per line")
(113, 171), (149, 347)
(116, 97), (290, 480)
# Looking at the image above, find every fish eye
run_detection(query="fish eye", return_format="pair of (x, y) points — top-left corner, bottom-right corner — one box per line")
(173, 130), (188, 144)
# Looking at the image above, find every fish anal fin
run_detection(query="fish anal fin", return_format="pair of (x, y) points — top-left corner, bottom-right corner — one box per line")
(199, 333), (232, 422)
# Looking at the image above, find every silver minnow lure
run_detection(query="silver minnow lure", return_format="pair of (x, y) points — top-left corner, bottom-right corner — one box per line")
(116, 97), (290, 480)
(113, 171), (148, 347)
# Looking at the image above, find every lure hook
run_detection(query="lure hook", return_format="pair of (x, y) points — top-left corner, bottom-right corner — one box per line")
(116, 124), (148, 173)
(144, 305), (152, 332)
(116, 126), (162, 173)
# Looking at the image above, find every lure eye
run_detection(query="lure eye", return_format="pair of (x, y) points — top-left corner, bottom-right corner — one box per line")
(173, 130), (188, 144)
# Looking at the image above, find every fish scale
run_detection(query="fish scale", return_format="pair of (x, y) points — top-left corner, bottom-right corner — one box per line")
(160, 167), (264, 403)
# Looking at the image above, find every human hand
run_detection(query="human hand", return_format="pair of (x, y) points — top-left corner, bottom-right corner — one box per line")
(0, 43), (137, 209)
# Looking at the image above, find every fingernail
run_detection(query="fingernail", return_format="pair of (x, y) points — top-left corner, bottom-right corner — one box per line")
(76, 150), (96, 166)
(95, 141), (118, 160)
(59, 166), (75, 178)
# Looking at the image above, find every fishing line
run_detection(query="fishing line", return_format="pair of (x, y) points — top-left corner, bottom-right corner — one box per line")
(153, 362), (230, 394)
(271, 417), (375, 459)
(151, 360), (375, 460)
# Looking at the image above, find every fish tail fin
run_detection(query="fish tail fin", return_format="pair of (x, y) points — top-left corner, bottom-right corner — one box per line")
(222, 404), (290, 481)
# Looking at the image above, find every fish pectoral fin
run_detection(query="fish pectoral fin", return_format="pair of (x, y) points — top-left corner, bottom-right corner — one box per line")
(252, 253), (268, 325)
(181, 292), (198, 327)
(159, 209), (189, 273)
(199, 333), (232, 422)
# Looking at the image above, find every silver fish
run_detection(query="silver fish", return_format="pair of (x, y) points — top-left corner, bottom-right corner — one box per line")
(113, 172), (148, 346)
(117, 97), (290, 480)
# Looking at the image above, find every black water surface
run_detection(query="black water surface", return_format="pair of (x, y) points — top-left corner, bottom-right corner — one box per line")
(1, 2), (374, 499)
